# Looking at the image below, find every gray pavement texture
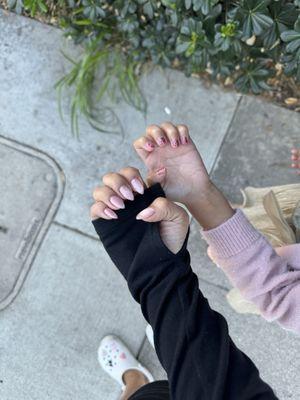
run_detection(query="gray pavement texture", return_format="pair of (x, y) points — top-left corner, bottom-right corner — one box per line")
(212, 95), (300, 204)
(0, 9), (299, 400)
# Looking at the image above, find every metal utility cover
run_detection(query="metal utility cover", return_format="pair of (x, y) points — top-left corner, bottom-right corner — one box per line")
(0, 136), (64, 310)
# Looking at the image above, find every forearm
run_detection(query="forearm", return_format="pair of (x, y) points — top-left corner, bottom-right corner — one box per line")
(92, 185), (277, 399)
(186, 181), (234, 230)
(202, 210), (300, 333)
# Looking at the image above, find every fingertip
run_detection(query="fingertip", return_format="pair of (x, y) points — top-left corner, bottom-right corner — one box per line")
(180, 136), (189, 145)
(170, 138), (180, 148)
(131, 178), (144, 194)
(177, 124), (190, 145)
(104, 208), (118, 219)
(156, 136), (167, 147)
(136, 207), (155, 220)
(156, 167), (166, 176)
(144, 141), (156, 151)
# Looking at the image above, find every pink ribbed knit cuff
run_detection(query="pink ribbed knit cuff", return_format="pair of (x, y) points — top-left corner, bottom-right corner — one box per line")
(201, 209), (261, 259)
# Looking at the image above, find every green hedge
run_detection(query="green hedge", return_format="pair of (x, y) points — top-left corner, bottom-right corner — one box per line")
(7, 0), (300, 134)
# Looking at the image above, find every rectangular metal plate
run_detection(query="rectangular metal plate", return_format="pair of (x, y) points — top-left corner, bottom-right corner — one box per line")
(0, 136), (64, 309)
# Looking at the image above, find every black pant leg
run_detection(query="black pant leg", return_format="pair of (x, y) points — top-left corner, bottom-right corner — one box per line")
(129, 381), (170, 400)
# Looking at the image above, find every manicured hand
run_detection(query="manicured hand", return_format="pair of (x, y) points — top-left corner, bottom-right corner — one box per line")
(133, 122), (211, 208)
(90, 167), (189, 254)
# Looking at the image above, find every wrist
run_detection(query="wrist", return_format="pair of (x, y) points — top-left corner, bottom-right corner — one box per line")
(185, 182), (235, 230)
(185, 180), (216, 210)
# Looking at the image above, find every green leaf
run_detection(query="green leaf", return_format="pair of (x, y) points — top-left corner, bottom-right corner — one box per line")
(73, 19), (92, 26)
(185, 0), (192, 9)
(295, 16), (300, 32)
(37, 0), (47, 13)
(143, 2), (154, 19)
(262, 24), (277, 48)
(176, 41), (191, 54)
(180, 25), (191, 35)
(251, 13), (273, 35)
(286, 38), (300, 52)
(281, 29), (300, 42)
(243, 16), (252, 37)
(192, 0), (202, 12)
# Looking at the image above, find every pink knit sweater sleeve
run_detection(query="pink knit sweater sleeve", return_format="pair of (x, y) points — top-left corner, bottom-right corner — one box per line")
(202, 209), (300, 334)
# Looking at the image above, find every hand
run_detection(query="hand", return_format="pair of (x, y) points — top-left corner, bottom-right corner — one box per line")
(133, 122), (211, 207)
(136, 197), (189, 254)
(90, 167), (189, 254)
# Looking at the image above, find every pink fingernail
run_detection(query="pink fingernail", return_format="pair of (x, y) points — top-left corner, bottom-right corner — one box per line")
(110, 196), (125, 209)
(104, 208), (118, 219)
(157, 137), (166, 146)
(156, 167), (166, 176)
(131, 178), (144, 194)
(146, 142), (155, 150)
(181, 136), (189, 145)
(136, 207), (155, 220)
(120, 185), (134, 200)
(171, 139), (179, 148)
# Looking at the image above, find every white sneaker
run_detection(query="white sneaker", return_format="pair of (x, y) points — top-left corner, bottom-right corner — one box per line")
(98, 335), (154, 390)
(146, 324), (155, 349)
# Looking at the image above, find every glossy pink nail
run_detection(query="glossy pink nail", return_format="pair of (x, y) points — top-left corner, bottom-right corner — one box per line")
(110, 196), (125, 209)
(157, 137), (166, 146)
(171, 139), (179, 148)
(146, 142), (155, 150)
(136, 207), (155, 220)
(104, 208), (118, 219)
(120, 185), (134, 200)
(131, 178), (144, 194)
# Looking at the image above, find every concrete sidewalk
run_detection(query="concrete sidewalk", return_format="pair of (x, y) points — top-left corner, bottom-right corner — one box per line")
(0, 10), (299, 400)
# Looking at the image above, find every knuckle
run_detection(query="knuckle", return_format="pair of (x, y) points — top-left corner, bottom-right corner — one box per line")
(133, 137), (143, 146)
(154, 197), (168, 208)
(161, 122), (178, 136)
(119, 166), (139, 175)
(177, 124), (189, 134)
(90, 203), (99, 218)
(146, 124), (160, 134)
(92, 187), (101, 199)
(102, 172), (116, 183)
(161, 121), (173, 126)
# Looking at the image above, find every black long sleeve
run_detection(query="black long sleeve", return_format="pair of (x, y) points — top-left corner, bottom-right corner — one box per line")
(92, 184), (277, 400)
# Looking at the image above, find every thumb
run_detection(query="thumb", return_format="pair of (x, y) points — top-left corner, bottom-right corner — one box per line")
(146, 167), (167, 187)
(136, 197), (188, 225)
(136, 197), (189, 254)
